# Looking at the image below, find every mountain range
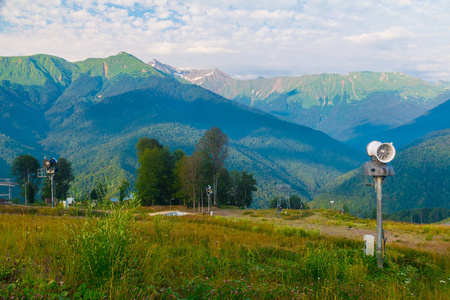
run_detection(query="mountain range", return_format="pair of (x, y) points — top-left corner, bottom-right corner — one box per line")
(0, 52), (363, 205)
(150, 60), (450, 144)
(0, 52), (448, 212)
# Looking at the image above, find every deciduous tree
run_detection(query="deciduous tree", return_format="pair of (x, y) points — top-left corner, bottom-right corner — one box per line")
(54, 158), (74, 200)
(178, 151), (203, 210)
(118, 179), (131, 201)
(135, 139), (174, 206)
(238, 171), (257, 208)
(196, 127), (229, 206)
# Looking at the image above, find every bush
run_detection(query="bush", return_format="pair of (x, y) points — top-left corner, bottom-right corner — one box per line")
(64, 209), (140, 287)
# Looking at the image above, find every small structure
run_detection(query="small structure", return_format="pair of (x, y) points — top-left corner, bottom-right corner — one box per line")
(166, 211), (190, 216)
(276, 183), (292, 210)
(0, 179), (16, 200)
(364, 235), (375, 256)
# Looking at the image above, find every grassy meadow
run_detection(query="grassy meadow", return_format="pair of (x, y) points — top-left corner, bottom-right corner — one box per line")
(0, 205), (449, 299)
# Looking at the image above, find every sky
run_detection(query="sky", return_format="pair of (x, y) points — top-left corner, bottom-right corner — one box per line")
(0, 0), (449, 82)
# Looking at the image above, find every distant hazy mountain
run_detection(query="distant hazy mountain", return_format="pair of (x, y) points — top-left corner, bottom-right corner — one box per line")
(311, 129), (450, 216)
(347, 98), (450, 150)
(0, 52), (364, 204)
(150, 61), (450, 143)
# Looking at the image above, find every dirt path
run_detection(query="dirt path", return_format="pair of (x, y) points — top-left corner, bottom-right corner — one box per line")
(214, 209), (450, 255)
(148, 208), (449, 255)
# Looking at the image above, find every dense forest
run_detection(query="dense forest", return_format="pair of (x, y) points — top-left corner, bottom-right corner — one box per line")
(384, 207), (449, 224)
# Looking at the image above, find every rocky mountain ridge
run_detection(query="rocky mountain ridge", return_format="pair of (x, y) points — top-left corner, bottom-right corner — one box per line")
(150, 60), (450, 142)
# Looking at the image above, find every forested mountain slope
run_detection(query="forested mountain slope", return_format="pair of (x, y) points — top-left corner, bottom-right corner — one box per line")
(0, 52), (364, 205)
(347, 98), (450, 150)
(311, 129), (450, 216)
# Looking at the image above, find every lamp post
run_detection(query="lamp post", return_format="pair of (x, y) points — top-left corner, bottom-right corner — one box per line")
(206, 185), (213, 213)
(42, 158), (59, 208)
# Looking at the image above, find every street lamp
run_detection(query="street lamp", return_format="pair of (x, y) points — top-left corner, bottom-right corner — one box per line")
(42, 158), (59, 208)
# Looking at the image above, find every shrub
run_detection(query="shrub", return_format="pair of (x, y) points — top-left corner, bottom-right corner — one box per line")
(64, 208), (140, 287)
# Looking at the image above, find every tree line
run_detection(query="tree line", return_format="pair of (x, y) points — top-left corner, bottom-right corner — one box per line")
(9, 127), (258, 208)
(135, 127), (257, 208)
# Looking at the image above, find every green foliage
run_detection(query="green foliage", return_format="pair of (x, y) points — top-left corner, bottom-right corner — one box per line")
(89, 188), (98, 200)
(289, 194), (309, 209)
(269, 196), (279, 208)
(135, 140), (175, 206)
(0, 254), (21, 281)
(217, 168), (233, 206)
(10, 154), (41, 202)
(196, 127), (229, 206)
(385, 207), (449, 224)
(237, 170), (257, 207)
(177, 151), (204, 209)
(94, 181), (107, 202)
(0, 211), (449, 299)
(269, 195), (308, 209)
(118, 179), (131, 201)
(216, 169), (258, 207)
(53, 158), (75, 199)
(23, 182), (36, 204)
(64, 209), (139, 287)
(136, 137), (163, 158)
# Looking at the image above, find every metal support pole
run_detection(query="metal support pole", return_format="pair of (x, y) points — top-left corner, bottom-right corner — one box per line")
(51, 174), (55, 208)
(208, 194), (211, 213)
(375, 176), (384, 268)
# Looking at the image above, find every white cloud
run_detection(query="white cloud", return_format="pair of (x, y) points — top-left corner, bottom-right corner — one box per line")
(0, 0), (449, 82)
(185, 46), (234, 54)
(344, 27), (415, 47)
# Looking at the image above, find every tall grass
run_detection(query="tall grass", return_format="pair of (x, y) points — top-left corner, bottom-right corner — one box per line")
(0, 209), (448, 299)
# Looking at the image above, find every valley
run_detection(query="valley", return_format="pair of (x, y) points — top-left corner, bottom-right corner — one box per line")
(0, 52), (449, 216)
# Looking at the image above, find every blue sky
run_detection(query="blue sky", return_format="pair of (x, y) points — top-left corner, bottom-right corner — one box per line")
(0, 0), (449, 82)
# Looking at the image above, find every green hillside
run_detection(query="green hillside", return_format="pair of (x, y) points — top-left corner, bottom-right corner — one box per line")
(311, 129), (450, 216)
(0, 54), (77, 86)
(214, 72), (445, 106)
(0, 53), (364, 205)
(74, 52), (164, 80)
